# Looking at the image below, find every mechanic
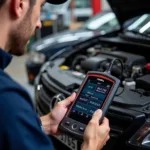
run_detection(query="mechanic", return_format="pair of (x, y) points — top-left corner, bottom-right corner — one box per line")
(0, 0), (110, 150)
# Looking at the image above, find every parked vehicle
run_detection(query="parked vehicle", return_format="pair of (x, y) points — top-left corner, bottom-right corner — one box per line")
(35, 0), (150, 150)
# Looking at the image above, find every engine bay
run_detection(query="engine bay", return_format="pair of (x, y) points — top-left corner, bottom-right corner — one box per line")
(57, 40), (150, 93)
(36, 38), (150, 150)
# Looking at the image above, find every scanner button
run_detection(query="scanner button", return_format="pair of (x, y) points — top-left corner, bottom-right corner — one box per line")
(79, 127), (85, 132)
(72, 123), (78, 130)
(65, 121), (70, 126)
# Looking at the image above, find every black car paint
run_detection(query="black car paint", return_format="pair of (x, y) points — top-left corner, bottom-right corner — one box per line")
(107, 0), (150, 27)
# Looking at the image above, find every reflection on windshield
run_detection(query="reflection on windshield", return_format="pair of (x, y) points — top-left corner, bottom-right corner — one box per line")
(127, 14), (150, 34)
(139, 21), (150, 33)
(85, 12), (118, 31)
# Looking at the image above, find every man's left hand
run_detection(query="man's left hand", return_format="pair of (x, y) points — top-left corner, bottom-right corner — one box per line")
(40, 92), (76, 135)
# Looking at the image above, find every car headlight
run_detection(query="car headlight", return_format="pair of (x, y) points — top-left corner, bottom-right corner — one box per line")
(28, 52), (46, 64)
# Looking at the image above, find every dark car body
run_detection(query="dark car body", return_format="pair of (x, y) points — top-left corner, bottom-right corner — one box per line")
(34, 0), (150, 150)
(26, 11), (121, 84)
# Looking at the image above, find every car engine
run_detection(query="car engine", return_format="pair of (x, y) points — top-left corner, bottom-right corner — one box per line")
(68, 49), (146, 80)
(35, 38), (150, 150)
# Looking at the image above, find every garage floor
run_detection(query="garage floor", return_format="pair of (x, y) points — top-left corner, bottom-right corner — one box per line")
(5, 54), (34, 100)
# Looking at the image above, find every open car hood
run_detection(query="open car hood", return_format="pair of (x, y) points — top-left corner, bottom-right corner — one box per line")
(107, 0), (150, 27)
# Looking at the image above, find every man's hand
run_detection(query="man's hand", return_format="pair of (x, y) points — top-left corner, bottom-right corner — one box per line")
(82, 109), (110, 150)
(40, 92), (76, 135)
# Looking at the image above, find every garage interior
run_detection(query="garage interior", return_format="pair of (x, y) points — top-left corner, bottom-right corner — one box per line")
(4, 0), (150, 150)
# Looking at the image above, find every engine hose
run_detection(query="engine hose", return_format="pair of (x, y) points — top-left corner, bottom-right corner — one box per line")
(71, 55), (88, 70)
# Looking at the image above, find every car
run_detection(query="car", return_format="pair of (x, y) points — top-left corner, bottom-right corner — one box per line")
(34, 0), (150, 150)
(26, 11), (120, 84)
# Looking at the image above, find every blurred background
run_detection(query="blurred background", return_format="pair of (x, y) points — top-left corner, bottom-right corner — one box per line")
(6, 0), (111, 98)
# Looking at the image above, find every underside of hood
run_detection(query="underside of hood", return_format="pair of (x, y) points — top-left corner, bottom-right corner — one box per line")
(107, 0), (150, 27)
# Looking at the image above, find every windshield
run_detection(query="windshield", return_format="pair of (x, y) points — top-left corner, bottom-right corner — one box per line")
(84, 12), (119, 32)
(127, 14), (150, 34)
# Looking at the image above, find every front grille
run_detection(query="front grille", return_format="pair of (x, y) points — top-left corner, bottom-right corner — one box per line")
(36, 72), (71, 115)
(38, 87), (51, 114)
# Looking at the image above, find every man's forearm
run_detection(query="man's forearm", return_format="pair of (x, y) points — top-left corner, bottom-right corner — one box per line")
(40, 113), (51, 135)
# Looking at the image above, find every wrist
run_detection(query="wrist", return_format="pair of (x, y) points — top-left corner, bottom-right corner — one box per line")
(82, 140), (96, 150)
(40, 113), (52, 135)
(49, 112), (59, 135)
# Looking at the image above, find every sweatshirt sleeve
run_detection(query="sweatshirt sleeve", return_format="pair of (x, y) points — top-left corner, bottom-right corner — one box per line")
(0, 91), (54, 150)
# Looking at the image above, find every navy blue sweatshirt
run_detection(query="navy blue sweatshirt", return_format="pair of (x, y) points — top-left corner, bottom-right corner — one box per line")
(0, 49), (54, 150)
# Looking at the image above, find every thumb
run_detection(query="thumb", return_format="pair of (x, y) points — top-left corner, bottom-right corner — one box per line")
(91, 109), (102, 123)
(60, 92), (76, 107)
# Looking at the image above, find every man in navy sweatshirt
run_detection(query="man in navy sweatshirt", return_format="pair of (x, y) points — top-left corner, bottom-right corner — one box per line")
(0, 0), (110, 150)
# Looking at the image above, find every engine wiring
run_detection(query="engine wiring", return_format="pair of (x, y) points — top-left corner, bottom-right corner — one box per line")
(115, 87), (125, 96)
(106, 58), (125, 96)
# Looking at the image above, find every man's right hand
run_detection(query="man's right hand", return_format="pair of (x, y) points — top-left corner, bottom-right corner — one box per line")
(81, 109), (110, 150)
